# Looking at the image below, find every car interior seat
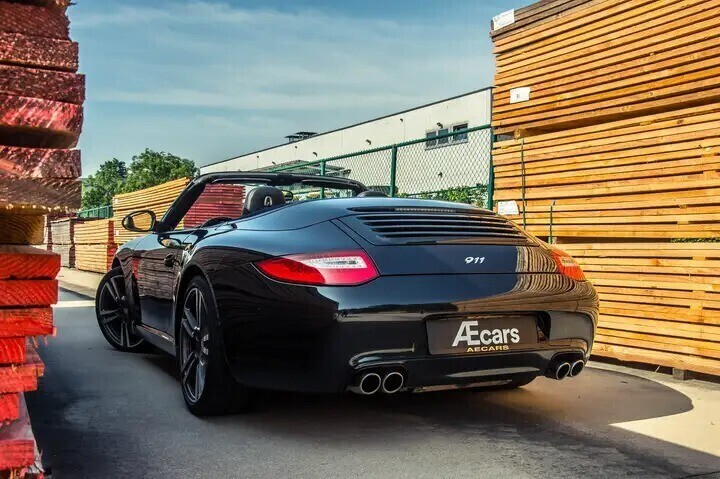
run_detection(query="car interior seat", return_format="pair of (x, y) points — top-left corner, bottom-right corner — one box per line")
(356, 190), (388, 198)
(242, 186), (286, 216)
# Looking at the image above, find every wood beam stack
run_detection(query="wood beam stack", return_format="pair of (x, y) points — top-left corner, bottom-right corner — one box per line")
(491, 0), (720, 376)
(0, 246), (57, 476)
(184, 183), (245, 229)
(74, 219), (116, 274)
(112, 178), (190, 245)
(48, 217), (83, 268)
(0, 0), (82, 475)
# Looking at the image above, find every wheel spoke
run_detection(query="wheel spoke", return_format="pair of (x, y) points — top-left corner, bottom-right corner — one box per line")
(181, 315), (198, 340)
(99, 309), (120, 324)
(118, 320), (126, 346)
(183, 307), (198, 331)
(195, 290), (203, 327)
(195, 361), (205, 398)
(106, 278), (121, 302)
(182, 352), (198, 384)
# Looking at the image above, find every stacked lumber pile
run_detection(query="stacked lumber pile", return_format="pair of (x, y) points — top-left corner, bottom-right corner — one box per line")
(74, 219), (116, 274)
(0, 0), (81, 475)
(49, 217), (83, 268)
(490, 0), (720, 376)
(184, 183), (245, 228)
(0, 246), (57, 477)
(112, 178), (189, 245)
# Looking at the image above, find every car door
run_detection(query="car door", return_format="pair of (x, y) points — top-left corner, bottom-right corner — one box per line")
(133, 229), (196, 335)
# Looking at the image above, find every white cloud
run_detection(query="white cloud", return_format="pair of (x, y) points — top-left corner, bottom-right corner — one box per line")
(71, 1), (494, 171)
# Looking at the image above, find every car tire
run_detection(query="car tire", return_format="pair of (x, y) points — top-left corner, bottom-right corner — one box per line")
(95, 267), (148, 353)
(176, 275), (248, 416)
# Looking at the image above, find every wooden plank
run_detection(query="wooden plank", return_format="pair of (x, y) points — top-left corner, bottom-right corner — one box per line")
(0, 393), (19, 424)
(0, 32), (78, 71)
(0, 146), (80, 179)
(0, 212), (44, 244)
(0, 308), (53, 338)
(0, 177), (80, 210)
(493, 0), (644, 53)
(0, 343), (43, 394)
(593, 342), (720, 376)
(0, 93), (82, 149)
(491, 0), (598, 40)
(0, 2), (69, 40)
(596, 332), (720, 359)
(0, 64), (84, 104)
(0, 395), (35, 470)
(0, 245), (59, 279)
(0, 338), (25, 365)
(495, 1), (717, 76)
(0, 279), (58, 307)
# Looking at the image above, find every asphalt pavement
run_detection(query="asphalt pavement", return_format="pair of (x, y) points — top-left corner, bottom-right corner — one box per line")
(26, 289), (720, 479)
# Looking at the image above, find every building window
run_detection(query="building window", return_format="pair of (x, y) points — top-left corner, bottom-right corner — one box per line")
(453, 123), (469, 142)
(426, 122), (469, 149)
(425, 131), (437, 148)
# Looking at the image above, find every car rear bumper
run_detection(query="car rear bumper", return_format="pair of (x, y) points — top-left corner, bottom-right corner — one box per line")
(210, 268), (598, 393)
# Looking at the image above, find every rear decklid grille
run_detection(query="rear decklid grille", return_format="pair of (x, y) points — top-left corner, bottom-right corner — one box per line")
(340, 207), (533, 246)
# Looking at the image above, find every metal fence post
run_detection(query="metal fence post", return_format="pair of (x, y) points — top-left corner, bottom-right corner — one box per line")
(320, 160), (326, 199)
(390, 145), (398, 197)
(487, 132), (495, 211)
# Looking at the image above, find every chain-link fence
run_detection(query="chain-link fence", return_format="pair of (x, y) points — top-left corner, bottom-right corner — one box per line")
(266, 125), (493, 208)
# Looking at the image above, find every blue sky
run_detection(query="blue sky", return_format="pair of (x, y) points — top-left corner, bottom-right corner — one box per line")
(69, 0), (527, 174)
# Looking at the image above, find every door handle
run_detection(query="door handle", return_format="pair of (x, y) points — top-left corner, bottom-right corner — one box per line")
(164, 254), (175, 268)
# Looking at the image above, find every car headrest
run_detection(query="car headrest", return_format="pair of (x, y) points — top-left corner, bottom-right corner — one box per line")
(243, 186), (286, 216)
(356, 190), (388, 198)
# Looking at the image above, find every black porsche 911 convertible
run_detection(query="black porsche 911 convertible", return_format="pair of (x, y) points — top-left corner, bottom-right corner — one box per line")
(95, 172), (598, 416)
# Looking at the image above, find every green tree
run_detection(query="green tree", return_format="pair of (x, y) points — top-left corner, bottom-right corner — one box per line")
(81, 158), (128, 209)
(123, 149), (198, 192)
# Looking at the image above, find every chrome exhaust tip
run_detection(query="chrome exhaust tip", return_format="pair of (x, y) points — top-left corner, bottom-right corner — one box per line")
(349, 372), (382, 395)
(381, 371), (405, 394)
(555, 362), (571, 380)
(568, 360), (585, 378)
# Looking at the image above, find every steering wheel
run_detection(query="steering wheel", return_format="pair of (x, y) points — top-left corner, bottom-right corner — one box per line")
(198, 217), (234, 228)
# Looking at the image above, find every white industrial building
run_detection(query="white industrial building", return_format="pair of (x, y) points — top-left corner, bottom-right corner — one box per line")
(200, 88), (492, 197)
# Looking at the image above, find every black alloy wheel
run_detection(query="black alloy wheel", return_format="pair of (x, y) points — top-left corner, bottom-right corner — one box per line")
(177, 276), (247, 416)
(179, 285), (210, 404)
(95, 267), (146, 352)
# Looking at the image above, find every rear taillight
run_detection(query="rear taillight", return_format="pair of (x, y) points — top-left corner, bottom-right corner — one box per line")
(255, 250), (379, 286)
(550, 249), (586, 281)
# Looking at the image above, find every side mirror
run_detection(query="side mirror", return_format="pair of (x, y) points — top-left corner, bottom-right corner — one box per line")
(122, 210), (157, 233)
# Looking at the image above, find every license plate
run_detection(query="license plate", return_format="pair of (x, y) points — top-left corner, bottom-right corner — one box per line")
(426, 316), (538, 355)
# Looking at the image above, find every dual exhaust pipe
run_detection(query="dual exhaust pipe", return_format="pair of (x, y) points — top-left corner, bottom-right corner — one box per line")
(547, 358), (585, 380)
(349, 370), (405, 395)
